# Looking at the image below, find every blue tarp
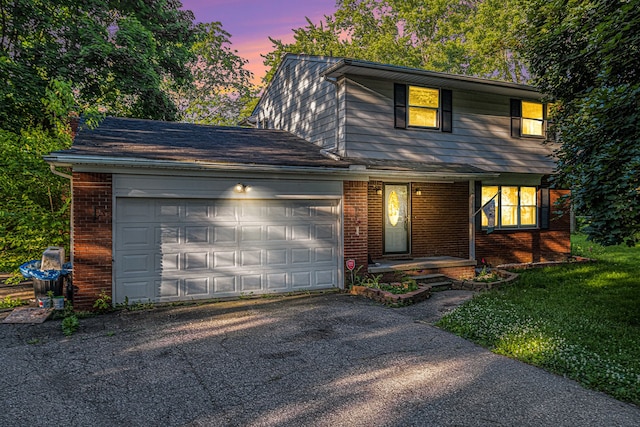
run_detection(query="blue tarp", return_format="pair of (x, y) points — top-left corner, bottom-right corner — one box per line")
(19, 260), (72, 280)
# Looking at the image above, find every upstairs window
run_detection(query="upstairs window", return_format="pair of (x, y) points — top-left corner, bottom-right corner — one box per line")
(408, 86), (439, 128)
(521, 101), (544, 136)
(395, 84), (452, 132)
(511, 99), (546, 138)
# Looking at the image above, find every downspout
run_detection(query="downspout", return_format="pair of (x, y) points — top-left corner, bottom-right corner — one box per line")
(50, 164), (72, 180)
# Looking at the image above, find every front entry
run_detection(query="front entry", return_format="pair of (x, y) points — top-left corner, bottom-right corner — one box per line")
(384, 184), (409, 253)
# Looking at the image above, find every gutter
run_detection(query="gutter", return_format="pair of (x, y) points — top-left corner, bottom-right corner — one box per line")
(44, 154), (499, 182)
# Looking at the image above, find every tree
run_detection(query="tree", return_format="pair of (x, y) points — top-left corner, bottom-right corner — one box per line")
(169, 22), (258, 126)
(0, 0), (197, 128)
(263, 0), (529, 84)
(0, 1), (261, 275)
(524, 0), (640, 246)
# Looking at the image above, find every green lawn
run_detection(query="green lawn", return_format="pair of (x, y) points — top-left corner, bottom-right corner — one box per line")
(437, 234), (640, 405)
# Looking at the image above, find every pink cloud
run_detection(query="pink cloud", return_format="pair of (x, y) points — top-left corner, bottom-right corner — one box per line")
(181, 0), (336, 84)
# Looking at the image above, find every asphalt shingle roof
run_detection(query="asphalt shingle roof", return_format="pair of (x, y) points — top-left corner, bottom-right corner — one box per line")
(63, 117), (351, 169)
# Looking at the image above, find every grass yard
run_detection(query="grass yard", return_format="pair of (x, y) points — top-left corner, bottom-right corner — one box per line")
(437, 234), (640, 405)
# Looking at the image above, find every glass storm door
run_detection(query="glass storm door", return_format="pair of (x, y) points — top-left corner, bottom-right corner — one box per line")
(384, 184), (409, 253)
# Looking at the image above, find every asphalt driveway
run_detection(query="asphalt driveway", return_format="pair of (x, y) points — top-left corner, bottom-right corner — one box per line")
(1, 290), (639, 427)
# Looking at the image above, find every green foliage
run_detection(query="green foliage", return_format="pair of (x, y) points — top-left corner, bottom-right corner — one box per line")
(61, 314), (79, 336)
(263, 0), (529, 84)
(523, 1), (640, 246)
(438, 234), (640, 404)
(0, 126), (72, 272)
(170, 22), (259, 125)
(0, 2), (259, 271)
(93, 290), (113, 313)
(0, 0), (197, 126)
(0, 296), (27, 309)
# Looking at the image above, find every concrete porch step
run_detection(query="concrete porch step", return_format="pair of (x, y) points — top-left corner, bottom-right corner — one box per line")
(423, 281), (453, 292)
(411, 273), (448, 283)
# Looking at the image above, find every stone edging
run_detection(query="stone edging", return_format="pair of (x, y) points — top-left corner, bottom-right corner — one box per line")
(350, 284), (431, 306)
(454, 269), (519, 291)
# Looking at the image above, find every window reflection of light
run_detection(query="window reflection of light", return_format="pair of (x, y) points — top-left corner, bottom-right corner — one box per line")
(388, 191), (400, 226)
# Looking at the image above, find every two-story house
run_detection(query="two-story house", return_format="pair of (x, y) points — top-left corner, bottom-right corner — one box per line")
(45, 54), (570, 309)
(254, 54), (570, 273)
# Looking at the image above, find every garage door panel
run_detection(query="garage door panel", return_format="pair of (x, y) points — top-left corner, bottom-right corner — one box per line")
(184, 201), (210, 219)
(120, 280), (151, 300)
(315, 224), (335, 240)
(241, 275), (262, 291)
(156, 253), (179, 271)
(315, 247), (334, 263)
(266, 225), (286, 241)
(266, 273), (287, 290)
(266, 249), (287, 265)
(291, 248), (311, 264)
(158, 279), (180, 298)
(185, 226), (209, 243)
(213, 226), (237, 243)
(316, 270), (336, 287)
(120, 226), (153, 250)
(184, 252), (209, 270)
(292, 225), (311, 240)
(157, 227), (180, 245)
(213, 250), (236, 267)
(157, 202), (180, 219)
(185, 277), (209, 296)
(240, 225), (262, 241)
(292, 272), (311, 288)
(240, 250), (261, 267)
(116, 198), (340, 303)
(214, 276), (236, 293)
(121, 254), (151, 274)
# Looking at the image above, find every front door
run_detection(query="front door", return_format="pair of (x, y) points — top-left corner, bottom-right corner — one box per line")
(384, 184), (409, 253)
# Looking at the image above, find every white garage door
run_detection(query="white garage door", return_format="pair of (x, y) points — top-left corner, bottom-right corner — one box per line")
(114, 198), (340, 304)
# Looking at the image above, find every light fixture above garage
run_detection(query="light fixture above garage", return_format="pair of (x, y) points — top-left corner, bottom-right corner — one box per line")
(234, 183), (251, 193)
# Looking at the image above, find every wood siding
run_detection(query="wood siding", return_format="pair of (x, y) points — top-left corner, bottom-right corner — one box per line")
(342, 76), (557, 174)
(256, 56), (339, 149)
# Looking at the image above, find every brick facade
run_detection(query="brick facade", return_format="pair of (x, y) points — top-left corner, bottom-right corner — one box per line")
(410, 182), (469, 259)
(366, 181), (470, 260)
(475, 189), (571, 265)
(343, 181), (369, 273)
(72, 172), (113, 310)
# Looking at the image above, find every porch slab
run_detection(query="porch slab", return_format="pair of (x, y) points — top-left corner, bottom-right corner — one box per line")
(368, 256), (476, 274)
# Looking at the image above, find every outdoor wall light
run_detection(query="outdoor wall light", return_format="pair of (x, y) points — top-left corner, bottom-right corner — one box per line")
(372, 186), (382, 195)
(415, 188), (422, 196)
(234, 183), (251, 193)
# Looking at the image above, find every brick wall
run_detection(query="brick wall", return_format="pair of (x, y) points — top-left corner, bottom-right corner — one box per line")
(367, 181), (383, 258)
(411, 182), (469, 259)
(367, 181), (469, 260)
(344, 181), (369, 275)
(72, 172), (113, 310)
(476, 189), (571, 265)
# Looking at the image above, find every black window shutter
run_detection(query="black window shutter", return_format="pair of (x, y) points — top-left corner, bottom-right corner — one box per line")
(510, 98), (521, 138)
(394, 83), (407, 129)
(540, 188), (550, 229)
(441, 89), (452, 133)
(475, 181), (483, 232)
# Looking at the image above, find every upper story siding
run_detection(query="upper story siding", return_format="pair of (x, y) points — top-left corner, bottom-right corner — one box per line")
(254, 55), (557, 176)
(254, 55), (339, 150)
(340, 75), (557, 174)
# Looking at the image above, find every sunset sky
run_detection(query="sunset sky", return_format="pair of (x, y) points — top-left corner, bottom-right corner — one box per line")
(180, 0), (337, 83)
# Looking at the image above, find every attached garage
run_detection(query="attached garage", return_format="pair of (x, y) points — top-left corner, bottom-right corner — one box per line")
(115, 197), (340, 303)
(44, 117), (355, 309)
